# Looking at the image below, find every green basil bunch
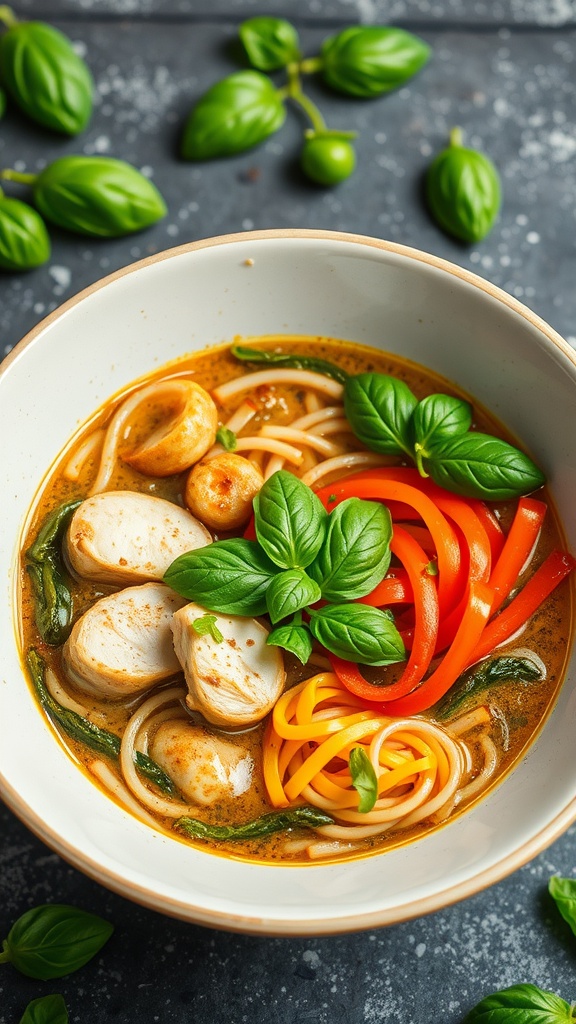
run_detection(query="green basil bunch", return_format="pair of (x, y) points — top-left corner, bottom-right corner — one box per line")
(0, 903), (113, 980)
(239, 16), (300, 71)
(1, 156), (167, 237)
(426, 127), (501, 243)
(0, 190), (50, 271)
(181, 70), (286, 160)
(344, 372), (545, 500)
(0, 8), (93, 134)
(319, 26), (430, 97)
(165, 469), (404, 667)
(19, 994), (68, 1024)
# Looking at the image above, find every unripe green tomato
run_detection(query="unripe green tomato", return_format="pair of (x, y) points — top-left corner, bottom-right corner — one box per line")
(300, 136), (356, 186)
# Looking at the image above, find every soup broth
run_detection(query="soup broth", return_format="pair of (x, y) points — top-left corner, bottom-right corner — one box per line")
(18, 337), (574, 864)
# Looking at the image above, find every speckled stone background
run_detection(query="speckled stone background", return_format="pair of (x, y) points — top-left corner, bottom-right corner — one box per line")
(1, 2), (576, 1022)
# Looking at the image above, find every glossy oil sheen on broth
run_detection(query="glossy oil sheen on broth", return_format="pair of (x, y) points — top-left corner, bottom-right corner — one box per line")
(18, 337), (574, 864)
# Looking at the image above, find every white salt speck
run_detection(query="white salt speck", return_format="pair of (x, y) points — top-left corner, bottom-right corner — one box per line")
(33, 302), (45, 314)
(420, 141), (432, 157)
(375, 132), (387, 144)
(526, 231), (540, 244)
(303, 950), (321, 968)
(166, 224), (179, 237)
(72, 40), (87, 58)
(49, 265), (71, 290)
(415, 942), (426, 958)
(140, 165), (154, 178)
(500, 255), (511, 266)
(242, 218), (254, 230)
(516, 214), (529, 226)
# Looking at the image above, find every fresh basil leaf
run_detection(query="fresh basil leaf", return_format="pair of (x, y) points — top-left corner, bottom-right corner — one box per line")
(349, 747), (378, 813)
(320, 26), (430, 98)
(239, 17), (300, 71)
(426, 128), (501, 244)
(181, 70), (286, 161)
(308, 603), (405, 666)
(192, 614), (224, 643)
(19, 994), (68, 1024)
(549, 876), (576, 937)
(463, 983), (574, 1023)
(25, 499), (81, 646)
(31, 156), (166, 238)
(0, 904), (113, 980)
(0, 20), (93, 135)
(254, 470), (327, 569)
(308, 498), (392, 601)
(423, 432), (546, 499)
(0, 195), (50, 271)
(230, 343), (348, 384)
(175, 805), (333, 841)
(164, 538), (277, 615)
(216, 426), (237, 451)
(435, 655), (543, 720)
(412, 393), (472, 451)
(344, 372), (417, 456)
(265, 569), (321, 624)
(267, 622), (313, 664)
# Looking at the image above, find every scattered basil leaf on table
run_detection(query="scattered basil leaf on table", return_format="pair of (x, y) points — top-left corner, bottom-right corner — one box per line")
(426, 127), (501, 244)
(25, 499), (81, 646)
(239, 16), (300, 71)
(230, 343), (349, 384)
(0, 903), (113, 980)
(0, 192), (50, 271)
(549, 876), (576, 937)
(349, 747), (378, 813)
(308, 497), (392, 601)
(164, 538), (277, 616)
(0, 10), (93, 134)
(253, 469), (327, 570)
(175, 806), (333, 842)
(19, 994), (68, 1024)
(463, 983), (575, 1023)
(300, 132), (356, 186)
(267, 622), (313, 664)
(319, 26), (430, 97)
(434, 655), (543, 720)
(344, 372), (417, 456)
(423, 432), (546, 500)
(0, 157), (167, 237)
(308, 603), (405, 666)
(181, 70), (286, 160)
(265, 569), (321, 624)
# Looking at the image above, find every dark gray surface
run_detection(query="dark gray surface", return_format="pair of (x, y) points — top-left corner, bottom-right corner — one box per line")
(2, 4), (576, 1023)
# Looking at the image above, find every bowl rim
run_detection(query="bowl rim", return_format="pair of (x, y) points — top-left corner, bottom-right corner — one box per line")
(3, 227), (576, 935)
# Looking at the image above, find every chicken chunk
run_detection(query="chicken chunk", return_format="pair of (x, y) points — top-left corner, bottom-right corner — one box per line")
(65, 490), (211, 586)
(63, 582), (187, 699)
(171, 603), (285, 729)
(149, 720), (254, 805)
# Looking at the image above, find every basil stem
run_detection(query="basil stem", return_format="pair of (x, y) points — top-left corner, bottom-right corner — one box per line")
(19, 994), (68, 1024)
(0, 904), (113, 980)
(175, 805), (333, 842)
(231, 343), (349, 384)
(434, 655), (543, 721)
(25, 499), (81, 646)
(26, 650), (179, 797)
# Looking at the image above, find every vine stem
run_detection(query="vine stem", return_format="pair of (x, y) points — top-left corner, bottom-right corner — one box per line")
(282, 61), (327, 134)
(0, 169), (38, 184)
(0, 5), (18, 28)
(450, 126), (464, 148)
(299, 56), (323, 75)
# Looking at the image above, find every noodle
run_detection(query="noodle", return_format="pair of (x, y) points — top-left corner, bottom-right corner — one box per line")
(212, 368), (344, 404)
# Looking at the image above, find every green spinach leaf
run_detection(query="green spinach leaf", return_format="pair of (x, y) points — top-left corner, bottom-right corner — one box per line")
(230, 343), (348, 384)
(25, 499), (81, 646)
(175, 806), (333, 842)
(435, 655), (543, 720)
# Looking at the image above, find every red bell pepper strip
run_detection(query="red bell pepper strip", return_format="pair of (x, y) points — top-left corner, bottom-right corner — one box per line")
(487, 496), (547, 615)
(467, 549), (576, 667)
(358, 568), (413, 606)
(376, 581), (495, 717)
(329, 525), (439, 703)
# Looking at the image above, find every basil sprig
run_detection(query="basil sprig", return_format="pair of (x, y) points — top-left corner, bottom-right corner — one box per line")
(344, 372), (545, 500)
(0, 9), (93, 135)
(239, 16), (300, 72)
(165, 470), (404, 667)
(549, 877), (576, 938)
(19, 994), (68, 1024)
(319, 26), (430, 98)
(181, 70), (286, 161)
(426, 127), (501, 244)
(349, 747), (378, 813)
(463, 984), (575, 1023)
(0, 904), (113, 980)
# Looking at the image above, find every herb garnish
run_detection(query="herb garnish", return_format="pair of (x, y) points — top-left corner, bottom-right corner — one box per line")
(0, 904), (113, 980)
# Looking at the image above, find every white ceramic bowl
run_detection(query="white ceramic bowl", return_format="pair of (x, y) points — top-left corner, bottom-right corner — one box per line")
(2, 229), (576, 935)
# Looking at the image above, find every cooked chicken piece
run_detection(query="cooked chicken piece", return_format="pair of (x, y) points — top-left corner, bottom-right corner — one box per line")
(123, 379), (218, 476)
(185, 453), (263, 531)
(63, 582), (187, 699)
(65, 490), (211, 586)
(149, 720), (254, 805)
(171, 603), (285, 729)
